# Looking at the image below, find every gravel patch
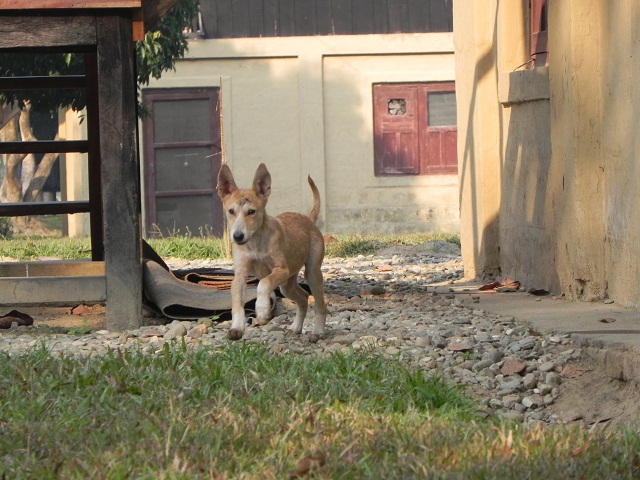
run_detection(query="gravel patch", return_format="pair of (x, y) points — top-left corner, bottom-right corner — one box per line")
(0, 241), (582, 426)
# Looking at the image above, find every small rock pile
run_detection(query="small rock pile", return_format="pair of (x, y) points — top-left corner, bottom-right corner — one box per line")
(0, 241), (583, 425)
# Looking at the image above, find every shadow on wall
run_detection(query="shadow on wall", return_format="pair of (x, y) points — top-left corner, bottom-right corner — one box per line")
(458, 3), (560, 293)
(502, 95), (556, 292)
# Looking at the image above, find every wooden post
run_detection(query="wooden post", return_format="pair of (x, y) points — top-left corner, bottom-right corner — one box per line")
(96, 14), (143, 331)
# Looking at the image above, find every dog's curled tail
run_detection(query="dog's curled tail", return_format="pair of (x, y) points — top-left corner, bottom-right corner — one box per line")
(307, 175), (321, 224)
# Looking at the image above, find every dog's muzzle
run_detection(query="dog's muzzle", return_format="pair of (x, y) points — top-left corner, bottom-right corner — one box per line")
(232, 231), (247, 244)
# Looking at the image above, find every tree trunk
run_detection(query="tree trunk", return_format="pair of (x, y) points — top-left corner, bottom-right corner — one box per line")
(20, 106), (62, 203)
(0, 106), (61, 204)
(0, 115), (25, 203)
(22, 150), (60, 203)
(21, 154), (36, 194)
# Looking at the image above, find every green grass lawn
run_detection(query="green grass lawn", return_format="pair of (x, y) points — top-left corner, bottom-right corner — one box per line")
(0, 232), (460, 261)
(1, 344), (639, 479)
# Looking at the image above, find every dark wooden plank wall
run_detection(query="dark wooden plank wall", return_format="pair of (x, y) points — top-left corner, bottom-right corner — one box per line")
(199, 0), (452, 38)
(0, 15), (97, 48)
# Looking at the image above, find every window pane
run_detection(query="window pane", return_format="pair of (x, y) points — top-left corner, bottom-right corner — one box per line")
(156, 195), (214, 236)
(155, 147), (213, 192)
(427, 91), (457, 127)
(153, 99), (212, 143)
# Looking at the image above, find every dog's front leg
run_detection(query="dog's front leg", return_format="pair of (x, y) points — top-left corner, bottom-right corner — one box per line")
(228, 273), (248, 340)
(255, 267), (289, 326)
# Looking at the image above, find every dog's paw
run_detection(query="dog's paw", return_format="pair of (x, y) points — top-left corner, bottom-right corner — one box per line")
(289, 324), (303, 335)
(308, 332), (323, 344)
(227, 328), (244, 341)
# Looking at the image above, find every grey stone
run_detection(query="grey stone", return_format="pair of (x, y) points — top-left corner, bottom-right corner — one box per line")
(453, 318), (472, 325)
(333, 334), (356, 345)
(502, 394), (521, 408)
(523, 373), (538, 390)
(522, 395), (543, 409)
(482, 349), (504, 363)
(500, 411), (525, 422)
(545, 372), (562, 387)
(472, 359), (494, 372)
(539, 361), (555, 373)
(519, 337), (536, 350)
(164, 323), (188, 339)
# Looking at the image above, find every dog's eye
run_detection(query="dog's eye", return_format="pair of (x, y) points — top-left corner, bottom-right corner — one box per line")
(247, 209), (256, 216)
(228, 208), (235, 216)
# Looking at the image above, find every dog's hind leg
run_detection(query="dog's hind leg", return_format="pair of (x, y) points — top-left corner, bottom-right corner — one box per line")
(305, 263), (327, 343)
(280, 275), (309, 334)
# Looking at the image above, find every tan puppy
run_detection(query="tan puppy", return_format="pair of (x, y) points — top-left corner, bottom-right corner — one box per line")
(217, 163), (328, 342)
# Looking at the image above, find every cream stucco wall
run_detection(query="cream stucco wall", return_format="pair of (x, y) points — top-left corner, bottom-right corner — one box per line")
(143, 33), (458, 235)
(598, 0), (640, 307)
(453, 1), (502, 280)
(455, 0), (640, 307)
(59, 108), (90, 238)
(560, 0), (640, 307)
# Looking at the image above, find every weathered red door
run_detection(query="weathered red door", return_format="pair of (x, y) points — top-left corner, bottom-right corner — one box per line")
(374, 82), (457, 176)
(373, 84), (420, 175)
(421, 85), (458, 174)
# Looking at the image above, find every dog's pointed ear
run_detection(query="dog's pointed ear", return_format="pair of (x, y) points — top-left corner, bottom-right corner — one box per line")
(252, 163), (271, 199)
(217, 164), (237, 200)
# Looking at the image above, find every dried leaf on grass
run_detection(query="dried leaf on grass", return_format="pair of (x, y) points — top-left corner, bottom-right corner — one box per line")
(289, 451), (326, 478)
(570, 440), (592, 457)
(490, 428), (515, 458)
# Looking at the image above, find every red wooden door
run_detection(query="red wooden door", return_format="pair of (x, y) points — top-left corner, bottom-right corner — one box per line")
(421, 85), (458, 174)
(373, 84), (420, 175)
(373, 82), (457, 176)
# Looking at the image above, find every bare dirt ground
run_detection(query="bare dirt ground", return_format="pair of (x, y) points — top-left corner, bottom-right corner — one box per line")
(10, 305), (106, 330)
(544, 354), (640, 430)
